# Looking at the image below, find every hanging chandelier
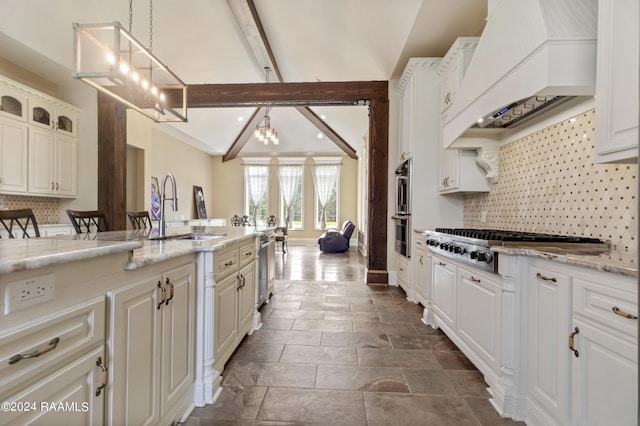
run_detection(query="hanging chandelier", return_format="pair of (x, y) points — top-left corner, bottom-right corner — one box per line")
(254, 67), (279, 144)
(72, 0), (188, 122)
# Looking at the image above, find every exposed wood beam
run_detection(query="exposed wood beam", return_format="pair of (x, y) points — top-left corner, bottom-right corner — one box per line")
(245, 0), (283, 82)
(168, 81), (386, 108)
(222, 107), (265, 162)
(295, 107), (357, 159)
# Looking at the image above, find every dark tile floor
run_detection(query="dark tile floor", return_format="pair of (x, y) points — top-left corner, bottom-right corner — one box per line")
(184, 245), (524, 426)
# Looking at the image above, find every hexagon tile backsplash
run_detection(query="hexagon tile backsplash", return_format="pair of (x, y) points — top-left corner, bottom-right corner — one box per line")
(464, 109), (637, 251)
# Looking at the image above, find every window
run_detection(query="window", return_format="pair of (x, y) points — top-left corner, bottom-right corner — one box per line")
(311, 159), (341, 230)
(278, 163), (303, 230)
(243, 162), (269, 226)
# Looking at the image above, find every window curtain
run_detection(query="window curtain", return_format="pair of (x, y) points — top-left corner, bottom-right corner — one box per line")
(278, 164), (302, 228)
(244, 164), (269, 223)
(311, 163), (340, 229)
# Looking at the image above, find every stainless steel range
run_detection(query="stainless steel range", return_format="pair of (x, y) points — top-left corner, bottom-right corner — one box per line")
(425, 228), (607, 273)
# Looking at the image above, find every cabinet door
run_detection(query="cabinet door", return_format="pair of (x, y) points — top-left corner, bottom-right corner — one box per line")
(398, 73), (415, 162)
(214, 272), (239, 361)
(457, 268), (501, 371)
(570, 317), (637, 425)
(526, 266), (571, 424)
(594, 0), (639, 163)
(28, 127), (55, 195)
(0, 84), (27, 121)
(55, 135), (77, 196)
(396, 254), (410, 296)
(0, 117), (27, 193)
(160, 263), (195, 418)
(108, 276), (162, 426)
(412, 240), (429, 306)
(1, 346), (105, 426)
(439, 148), (459, 191)
(238, 262), (256, 333)
(431, 257), (456, 331)
(29, 98), (54, 131)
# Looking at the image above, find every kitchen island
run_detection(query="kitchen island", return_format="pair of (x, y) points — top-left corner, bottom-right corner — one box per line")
(0, 226), (271, 425)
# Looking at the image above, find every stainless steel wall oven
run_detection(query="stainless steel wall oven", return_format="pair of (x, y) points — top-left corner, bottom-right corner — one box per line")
(392, 159), (411, 257)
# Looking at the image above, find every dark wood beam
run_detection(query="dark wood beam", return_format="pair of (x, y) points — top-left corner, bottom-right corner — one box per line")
(97, 91), (127, 231)
(295, 107), (357, 159)
(365, 97), (389, 284)
(166, 81), (387, 108)
(222, 107), (265, 162)
(246, 0), (283, 82)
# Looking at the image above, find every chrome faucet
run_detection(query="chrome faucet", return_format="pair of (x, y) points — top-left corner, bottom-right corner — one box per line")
(158, 173), (178, 239)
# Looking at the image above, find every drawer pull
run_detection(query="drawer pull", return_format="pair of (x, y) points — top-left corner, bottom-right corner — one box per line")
(438, 262), (446, 266)
(95, 356), (108, 396)
(9, 337), (61, 365)
(612, 307), (638, 320)
(470, 276), (481, 283)
(536, 272), (557, 282)
(157, 281), (166, 310)
(568, 327), (580, 357)
(224, 260), (234, 267)
(244, 251), (252, 257)
(165, 278), (174, 305)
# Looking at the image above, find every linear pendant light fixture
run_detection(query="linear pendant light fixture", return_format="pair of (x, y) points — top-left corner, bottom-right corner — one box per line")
(72, 0), (187, 122)
(254, 67), (279, 144)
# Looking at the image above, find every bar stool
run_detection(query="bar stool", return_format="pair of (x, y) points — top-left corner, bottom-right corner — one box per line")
(126, 211), (153, 230)
(0, 208), (40, 238)
(66, 209), (108, 234)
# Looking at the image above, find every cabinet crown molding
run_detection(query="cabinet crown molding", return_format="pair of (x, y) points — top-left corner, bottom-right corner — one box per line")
(436, 37), (480, 77)
(0, 74), (79, 112)
(396, 58), (441, 94)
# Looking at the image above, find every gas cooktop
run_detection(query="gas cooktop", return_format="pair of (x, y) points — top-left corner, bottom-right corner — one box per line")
(433, 228), (606, 245)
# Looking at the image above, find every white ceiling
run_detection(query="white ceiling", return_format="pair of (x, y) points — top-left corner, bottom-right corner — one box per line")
(0, 0), (487, 157)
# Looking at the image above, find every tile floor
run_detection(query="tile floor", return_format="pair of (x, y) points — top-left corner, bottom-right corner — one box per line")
(185, 245), (524, 425)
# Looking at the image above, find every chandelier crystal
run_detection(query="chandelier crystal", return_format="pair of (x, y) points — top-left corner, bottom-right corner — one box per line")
(72, 0), (187, 122)
(254, 67), (279, 144)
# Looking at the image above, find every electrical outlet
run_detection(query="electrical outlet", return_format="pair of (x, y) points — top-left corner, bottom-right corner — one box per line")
(5, 274), (55, 314)
(480, 211), (487, 222)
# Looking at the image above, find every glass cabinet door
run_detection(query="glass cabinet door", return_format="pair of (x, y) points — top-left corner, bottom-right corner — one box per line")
(0, 87), (27, 122)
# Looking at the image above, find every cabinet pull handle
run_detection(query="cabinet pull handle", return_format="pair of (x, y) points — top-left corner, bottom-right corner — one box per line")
(55, 182), (59, 190)
(470, 276), (481, 283)
(245, 251), (252, 257)
(51, 182), (55, 190)
(419, 255), (423, 265)
(157, 281), (166, 309)
(438, 262), (446, 266)
(225, 260), (234, 267)
(165, 277), (174, 305)
(9, 337), (61, 364)
(612, 307), (638, 320)
(568, 327), (580, 357)
(95, 356), (108, 396)
(536, 272), (557, 282)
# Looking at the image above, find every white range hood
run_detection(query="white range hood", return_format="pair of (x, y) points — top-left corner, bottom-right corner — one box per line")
(443, 0), (598, 147)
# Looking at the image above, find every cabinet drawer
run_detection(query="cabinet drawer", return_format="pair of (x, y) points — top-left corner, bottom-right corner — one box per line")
(0, 297), (105, 393)
(239, 242), (255, 266)
(215, 249), (239, 279)
(573, 277), (637, 339)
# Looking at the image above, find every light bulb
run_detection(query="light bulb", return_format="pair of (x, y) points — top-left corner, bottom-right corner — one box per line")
(106, 53), (116, 65)
(131, 72), (139, 83)
(159, 92), (166, 102)
(141, 79), (149, 91)
(119, 61), (129, 75)
(151, 86), (158, 96)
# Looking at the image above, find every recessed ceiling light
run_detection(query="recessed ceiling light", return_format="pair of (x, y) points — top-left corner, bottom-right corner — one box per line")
(477, 118), (484, 123)
(237, 116), (244, 122)
(320, 114), (327, 120)
(317, 132), (324, 139)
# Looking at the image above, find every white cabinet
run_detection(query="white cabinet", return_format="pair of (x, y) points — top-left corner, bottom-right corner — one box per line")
(28, 128), (77, 197)
(0, 116), (28, 194)
(0, 298), (106, 426)
(411, 236), (429, 308)
(594, 0), (639, 163)
(0, 78), (28, 122)
(525, 258), (638, 426)
(212, 240), (258, 370)
(438, 38), (479, 119)
(29, 96), (78, 137)
(431, 257), (457, 331)
(397, 72), (415, 162)
(438, 133), (491, 194)
(107, 262), (195, 425)
(396, 253), (411, 298)
(40, 224), (74, 237)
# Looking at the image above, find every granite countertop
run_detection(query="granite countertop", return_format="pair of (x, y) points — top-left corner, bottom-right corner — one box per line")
(413, 228), (637, 278)
(0, 226), (273, 274)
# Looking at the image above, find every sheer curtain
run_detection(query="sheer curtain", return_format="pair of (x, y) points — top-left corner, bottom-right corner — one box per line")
(311, 163), (340, 229)
(278, 164), (302, 228)
(244, 164), (269, 223)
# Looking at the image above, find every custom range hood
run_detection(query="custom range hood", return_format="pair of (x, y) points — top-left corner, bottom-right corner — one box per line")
(442, 0), (598, 147)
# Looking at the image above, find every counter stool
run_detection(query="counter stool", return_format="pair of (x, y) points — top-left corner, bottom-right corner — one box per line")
(66, 209), (108, 234)
(0, 208), (40, 238)
(275, 226), (288, 253)
(126, 211), (153, 230)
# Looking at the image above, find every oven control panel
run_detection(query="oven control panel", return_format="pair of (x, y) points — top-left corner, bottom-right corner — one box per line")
(426, 236), (496, 273)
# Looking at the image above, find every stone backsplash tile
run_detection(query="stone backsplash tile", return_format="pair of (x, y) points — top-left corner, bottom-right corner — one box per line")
(464, 109), (637, 251)
(0, 194), (59, 224)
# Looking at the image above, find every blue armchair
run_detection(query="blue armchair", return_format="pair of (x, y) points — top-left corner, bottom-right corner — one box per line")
(318, 220), (355, 253)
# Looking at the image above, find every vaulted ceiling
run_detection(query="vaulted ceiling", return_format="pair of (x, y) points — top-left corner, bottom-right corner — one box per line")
(0, 0), (487, 157)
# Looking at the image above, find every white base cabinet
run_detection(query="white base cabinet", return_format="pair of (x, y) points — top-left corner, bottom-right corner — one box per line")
(396, 254), (411, 300)
(411, 235), (429, 308)
(107, 262), (195, 426)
